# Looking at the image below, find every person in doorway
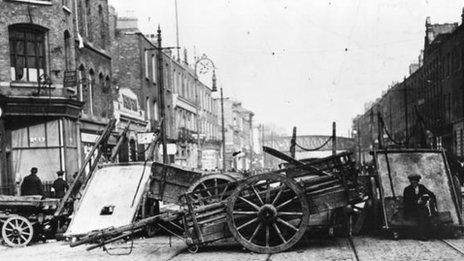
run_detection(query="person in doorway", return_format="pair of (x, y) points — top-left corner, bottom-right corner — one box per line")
(20, 167), (44, 196)
(403, 173), (437, 240)
(51, 170), (69, 198)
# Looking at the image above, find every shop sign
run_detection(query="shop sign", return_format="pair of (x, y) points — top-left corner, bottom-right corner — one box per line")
(30, 137), (45, 144)
(137, 132), (156, 144)
(159, 143), (177, 155)
(63, 70), (77, 87)
(81, 132), (99, 143)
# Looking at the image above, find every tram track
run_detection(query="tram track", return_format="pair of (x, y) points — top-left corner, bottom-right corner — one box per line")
(346, 237), (361, 261)
(441, 239), (464, 257)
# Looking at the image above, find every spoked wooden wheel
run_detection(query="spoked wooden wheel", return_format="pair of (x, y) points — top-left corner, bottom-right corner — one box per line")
(187, 174), (237, 204)
(2, 216), (34, 247)
(226, 173), (309, 254)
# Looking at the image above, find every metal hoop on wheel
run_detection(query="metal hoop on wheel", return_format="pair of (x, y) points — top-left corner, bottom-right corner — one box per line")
(1, 215), (34, 247)
(187, 174), (237, 204)
(187, 243), (199, 253)
(226, 173), (310, 254)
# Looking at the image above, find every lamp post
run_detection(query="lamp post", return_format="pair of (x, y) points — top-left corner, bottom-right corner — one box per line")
(194, 54), (217, 170)
(220, 87), (226, 172)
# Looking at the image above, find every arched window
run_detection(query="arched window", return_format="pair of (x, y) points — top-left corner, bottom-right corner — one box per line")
(104, 76), (110, 93)
(9, 24), (47, 82)
(78, 64), (85, 101)
(64, 30), (71, 70)
(88, 69), (95, 115)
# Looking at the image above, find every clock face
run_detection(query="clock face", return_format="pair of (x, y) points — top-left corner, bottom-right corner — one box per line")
(197, 59), (214, 75)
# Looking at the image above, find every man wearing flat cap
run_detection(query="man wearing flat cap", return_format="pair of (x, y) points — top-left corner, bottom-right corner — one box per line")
(52, 170), (69, 199)
(21, 167), (44, 196)
(403, 173), (437, 239)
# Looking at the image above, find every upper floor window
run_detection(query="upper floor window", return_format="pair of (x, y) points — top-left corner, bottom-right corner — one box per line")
(9, 25), (46, 82)
(122, 94), (138, 111)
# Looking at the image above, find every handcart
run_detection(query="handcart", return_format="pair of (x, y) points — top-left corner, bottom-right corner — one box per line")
(0, 195), (60, 247)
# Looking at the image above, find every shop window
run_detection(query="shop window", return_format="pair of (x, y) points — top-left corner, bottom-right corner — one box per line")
(9, 24), (47, 82)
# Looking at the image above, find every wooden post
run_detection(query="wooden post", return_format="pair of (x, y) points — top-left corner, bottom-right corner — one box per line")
(157, 26), (168, 165)
(332, 122), (336, 155)
(290, 126), (297, 158)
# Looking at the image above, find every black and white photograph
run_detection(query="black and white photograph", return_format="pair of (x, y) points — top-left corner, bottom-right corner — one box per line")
(1, 0), (464, 260)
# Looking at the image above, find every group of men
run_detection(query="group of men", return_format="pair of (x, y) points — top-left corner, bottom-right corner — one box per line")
(20, 167), (77, 199)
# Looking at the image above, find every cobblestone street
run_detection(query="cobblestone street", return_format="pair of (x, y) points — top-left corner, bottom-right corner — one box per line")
(3, 235), (464, 261)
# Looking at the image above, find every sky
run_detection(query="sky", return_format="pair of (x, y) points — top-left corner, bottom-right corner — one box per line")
(109, 0), (464, 137)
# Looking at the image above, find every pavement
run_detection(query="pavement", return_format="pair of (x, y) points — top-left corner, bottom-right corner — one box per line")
(2, 234), (464, 261)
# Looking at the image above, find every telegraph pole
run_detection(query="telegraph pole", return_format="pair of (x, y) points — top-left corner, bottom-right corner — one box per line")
(332, 122), (337, 155)
(157, 26), (168, 164)
(220, 87), (226, 171)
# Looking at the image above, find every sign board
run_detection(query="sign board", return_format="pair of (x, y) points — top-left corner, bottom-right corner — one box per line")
(159, 143), (177, 155)
(137, 132), (156, 144)
(81, 132), (99, 143)
(63, 70), (77, 87)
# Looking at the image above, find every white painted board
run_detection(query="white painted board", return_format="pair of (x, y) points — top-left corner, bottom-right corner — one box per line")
(65, 163), (152, 236)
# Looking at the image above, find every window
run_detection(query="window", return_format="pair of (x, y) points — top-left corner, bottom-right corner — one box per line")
(64, 30), (71, 70)
(146, 97), (151, 120)
(88, 69), (94, 115)
(85, 0), (92, 40)
(9, 25), (46, 82)
(122, 94), (138, 111)
(152, 54), (156, 83)
(99, 5), (105, 48)
(144, 50), (149, 78)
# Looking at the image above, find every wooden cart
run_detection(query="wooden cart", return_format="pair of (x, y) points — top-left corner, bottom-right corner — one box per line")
(371, 149), (463, 239)
(181, 152), (362, 253)
(0, 195), (60, 247)
(73, 152), (361, 254)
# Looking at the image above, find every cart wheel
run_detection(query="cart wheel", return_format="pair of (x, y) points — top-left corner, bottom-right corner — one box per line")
(188, 174), (237, 203)
(187, 244), (199, 253)
(2, 216), (34, 247)
(226, 173), (310, 254)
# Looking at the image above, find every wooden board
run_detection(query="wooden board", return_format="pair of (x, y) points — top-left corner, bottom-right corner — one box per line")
(150, 163), (202, 204)
(375, 150), (461, 227)
(65, 163), (152, 236)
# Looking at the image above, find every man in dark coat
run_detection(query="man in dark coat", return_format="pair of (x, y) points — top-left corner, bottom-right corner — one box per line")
(403, 173), (437, 239)
(20, 167), (44, 196)
(52, 170), (69, 198)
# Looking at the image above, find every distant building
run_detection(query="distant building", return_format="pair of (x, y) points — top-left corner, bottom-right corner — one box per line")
(353, 10), (464, 161)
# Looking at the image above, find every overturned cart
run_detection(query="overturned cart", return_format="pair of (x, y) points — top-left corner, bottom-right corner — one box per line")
(73, 152), (363, 254)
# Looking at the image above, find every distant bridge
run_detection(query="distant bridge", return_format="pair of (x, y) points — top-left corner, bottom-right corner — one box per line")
(263, 135), (355, 160)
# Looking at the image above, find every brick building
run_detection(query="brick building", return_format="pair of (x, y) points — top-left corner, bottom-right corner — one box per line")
(110, 16), (161, 162)
(0, 0), (116, 194)
(219, 98), (254, 171)
(352, 10), (464, 161)
(74, 0), (115, 163)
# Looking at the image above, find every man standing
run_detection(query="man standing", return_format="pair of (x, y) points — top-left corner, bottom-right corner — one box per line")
(52, 170), (69, 198)
(20, 167), (44, 196)
(403, 173), (437, 240)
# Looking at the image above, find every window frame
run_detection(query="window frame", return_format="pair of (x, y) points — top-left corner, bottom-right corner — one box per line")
(9, 25), (47, 83)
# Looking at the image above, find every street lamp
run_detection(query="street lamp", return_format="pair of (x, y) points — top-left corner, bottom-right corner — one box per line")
(194, 53), (217, 170)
